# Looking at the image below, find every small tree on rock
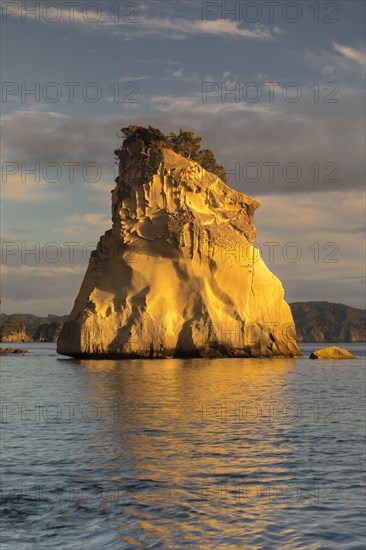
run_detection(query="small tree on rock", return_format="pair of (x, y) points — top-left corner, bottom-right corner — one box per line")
(168, 129), (202, 160)
(121, 125), (168, 148)
(197, 149), (227, 183)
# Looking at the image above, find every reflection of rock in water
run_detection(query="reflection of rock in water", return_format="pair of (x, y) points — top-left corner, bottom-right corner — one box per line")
(57, 134), (301, 359)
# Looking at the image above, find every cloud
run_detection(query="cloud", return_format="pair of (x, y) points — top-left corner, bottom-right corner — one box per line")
(2, 88), (364, 198)
(1, 110), (120, 166)
(254, 191), (366, 308)
(65, 213), (108, 225)
(9, 6), (278, 41)
(303, 42), (365, 76)
(152, 18), (275, 40)
(1, 265), (85, 276)
(1, 174), (65, 203)
(59, 213), (111, 237)
(149, 94), (274, 116)
(108, 14), (278, 41)
(1, 264), (86, 316)
(1, 109), (69, 121)
(117, 68), (201, 84)
(333, 42), (365, 67)
(123, 16), (278, 41)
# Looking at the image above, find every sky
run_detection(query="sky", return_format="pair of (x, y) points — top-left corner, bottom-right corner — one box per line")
(1, 0), (365, 315)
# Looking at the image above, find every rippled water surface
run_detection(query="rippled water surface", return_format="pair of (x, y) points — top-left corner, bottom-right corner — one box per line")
(1, 342), (365, 549)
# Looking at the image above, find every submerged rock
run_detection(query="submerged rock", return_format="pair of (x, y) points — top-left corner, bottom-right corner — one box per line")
(57, 135), (301, 359)
(0, 347), (28, 354)
(309, 346), (355, 360)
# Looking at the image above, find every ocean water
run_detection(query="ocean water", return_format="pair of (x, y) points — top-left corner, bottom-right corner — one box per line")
(1, 342), (365, 549)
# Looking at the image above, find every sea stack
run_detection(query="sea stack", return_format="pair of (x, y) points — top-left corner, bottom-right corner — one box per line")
(57, 127), (301, 359)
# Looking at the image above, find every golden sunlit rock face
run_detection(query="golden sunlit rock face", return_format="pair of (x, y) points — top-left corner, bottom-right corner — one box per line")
(57, 141), (301, 358)
(309, 346), (355, 359)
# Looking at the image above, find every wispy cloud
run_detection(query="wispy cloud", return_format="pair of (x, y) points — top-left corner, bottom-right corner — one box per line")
(60, 213), (111, 237)
(87, 181), (114, 205)
(1, 108), (69, 122)
(1, 174), (64, 203)
(333, 42), (365, 67)
(1, 265), (85, 276)
(65, 213), (109, 225)
(149, 94), (275, 116)
(11, 7), (278, 41)
(142, 18), (276, 40)
(255, 191), (366, 307)
(302, 42), (365, 76)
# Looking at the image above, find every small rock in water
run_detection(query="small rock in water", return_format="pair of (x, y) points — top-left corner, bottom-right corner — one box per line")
(0, 347), (29, 354)
(309, 346), (355, 360)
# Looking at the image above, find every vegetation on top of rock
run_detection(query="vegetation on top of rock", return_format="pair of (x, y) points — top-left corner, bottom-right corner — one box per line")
(167, 129), (202, 159)
(119, 125), (169, 149)
(115, 125), (227, 182)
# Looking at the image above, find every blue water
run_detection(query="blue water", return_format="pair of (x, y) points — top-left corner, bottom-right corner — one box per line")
(1, 343), (365, 549)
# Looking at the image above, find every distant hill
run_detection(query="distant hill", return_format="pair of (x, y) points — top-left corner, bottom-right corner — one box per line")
(1, 304), (365, 343)
(0, 314), (68, 341)
(290, 302), (366, 342)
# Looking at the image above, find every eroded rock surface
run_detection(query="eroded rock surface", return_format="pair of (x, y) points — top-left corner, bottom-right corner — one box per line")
(0, 321), (32, 343)
(33, 322), (63, 343)
(57, 141), (301, 358)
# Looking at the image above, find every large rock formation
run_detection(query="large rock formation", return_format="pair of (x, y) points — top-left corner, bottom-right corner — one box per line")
(57, 138), (301, 358)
